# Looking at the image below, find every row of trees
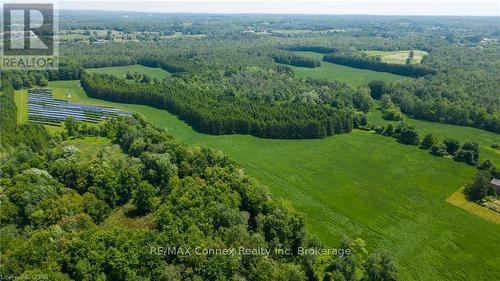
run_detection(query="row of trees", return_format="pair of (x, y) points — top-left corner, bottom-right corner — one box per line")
(81, 73), (354, 139)
(2, 59), (82, 90)
(272, 53), (321, 68)
(285, 45), (337, 54)
(323, 53), (434, 78)
(370, 121), (482, 166)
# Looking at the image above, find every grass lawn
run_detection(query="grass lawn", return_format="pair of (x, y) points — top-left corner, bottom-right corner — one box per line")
(47, 80), (500, 281)
(366, 104), (500, 166)
(289, 51), (409, 86)
(84, 64), (171, 81)
(365, 50), (428, 64)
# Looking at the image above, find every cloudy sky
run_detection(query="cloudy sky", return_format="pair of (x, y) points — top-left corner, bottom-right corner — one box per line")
(11, 0), (500, 16)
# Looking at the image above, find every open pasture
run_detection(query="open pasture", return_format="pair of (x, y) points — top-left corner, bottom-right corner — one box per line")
(289, 51), (409, 85)
(84, 64), (171, 81)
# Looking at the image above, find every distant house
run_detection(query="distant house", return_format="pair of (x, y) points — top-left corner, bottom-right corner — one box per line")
(490, 178), (500, 193)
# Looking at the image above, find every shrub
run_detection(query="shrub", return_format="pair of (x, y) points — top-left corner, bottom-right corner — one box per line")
(453, 150), (475, 165)
(398, 127), (420, 145)
(384, 124), (395, 136)
(420, 133), (437, 149)
(453, 143), (480, 166)
(430, 144), (447, 156)
(478, 160), (494, 171)
(382, 107), (404, 121)
(443, 138), (460, 155)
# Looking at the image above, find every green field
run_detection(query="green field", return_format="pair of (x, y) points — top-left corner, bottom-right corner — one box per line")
(289, 51), (409, 85)
(13, 89), (28, 125)
(42, 80), (500, 281)
(84, 65), (171, 81)
(365, 50), (428, 64)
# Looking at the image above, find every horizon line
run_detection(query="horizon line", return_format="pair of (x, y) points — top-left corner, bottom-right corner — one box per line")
(57, 9), (500, 17)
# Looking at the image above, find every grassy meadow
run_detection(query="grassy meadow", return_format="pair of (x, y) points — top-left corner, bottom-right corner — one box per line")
(84, 64), (171, 81)
(42, 80), (500, 281)
(289, 51), (409, 85)
(365, 50), (428, 64)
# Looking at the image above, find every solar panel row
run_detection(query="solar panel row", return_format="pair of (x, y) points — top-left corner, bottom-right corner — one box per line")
(27, 88), (131, 126)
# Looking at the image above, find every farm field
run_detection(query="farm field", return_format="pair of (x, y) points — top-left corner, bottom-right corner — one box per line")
(365, 50), (428, 64)
(289, 51), (409, 85)
(45, 80), (500, 281)
(84, 64), (171, 81)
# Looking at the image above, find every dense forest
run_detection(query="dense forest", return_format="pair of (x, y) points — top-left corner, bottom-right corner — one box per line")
(81, 73), (353, 139)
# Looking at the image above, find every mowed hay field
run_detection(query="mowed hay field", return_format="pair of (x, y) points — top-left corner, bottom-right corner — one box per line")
(365, 50), (428, 64)
(289, 51), (410, 85)
(84, 64), (171, 81)
(46, 80), (500, 281)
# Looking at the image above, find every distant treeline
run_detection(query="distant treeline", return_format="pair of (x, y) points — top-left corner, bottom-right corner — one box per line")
(272, 54), (321, 68)
(81, 73), (353, 139)
(323, 54), (434, 77)
(136, 55), (186, 73)
(285, 45), (337, 54)
(82, 54), (186, 73)
(3, 59), (82, 89)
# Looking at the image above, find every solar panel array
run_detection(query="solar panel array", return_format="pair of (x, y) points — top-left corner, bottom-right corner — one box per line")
(27, 88), (131, 126)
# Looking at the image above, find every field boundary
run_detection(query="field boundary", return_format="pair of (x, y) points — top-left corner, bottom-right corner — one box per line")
(446, 186), (500, 225)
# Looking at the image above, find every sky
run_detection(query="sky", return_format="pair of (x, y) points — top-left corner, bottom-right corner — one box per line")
(7, 0), (500, 16)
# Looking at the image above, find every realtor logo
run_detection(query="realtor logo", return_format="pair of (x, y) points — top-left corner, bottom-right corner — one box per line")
(1, 2), (58, 70)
